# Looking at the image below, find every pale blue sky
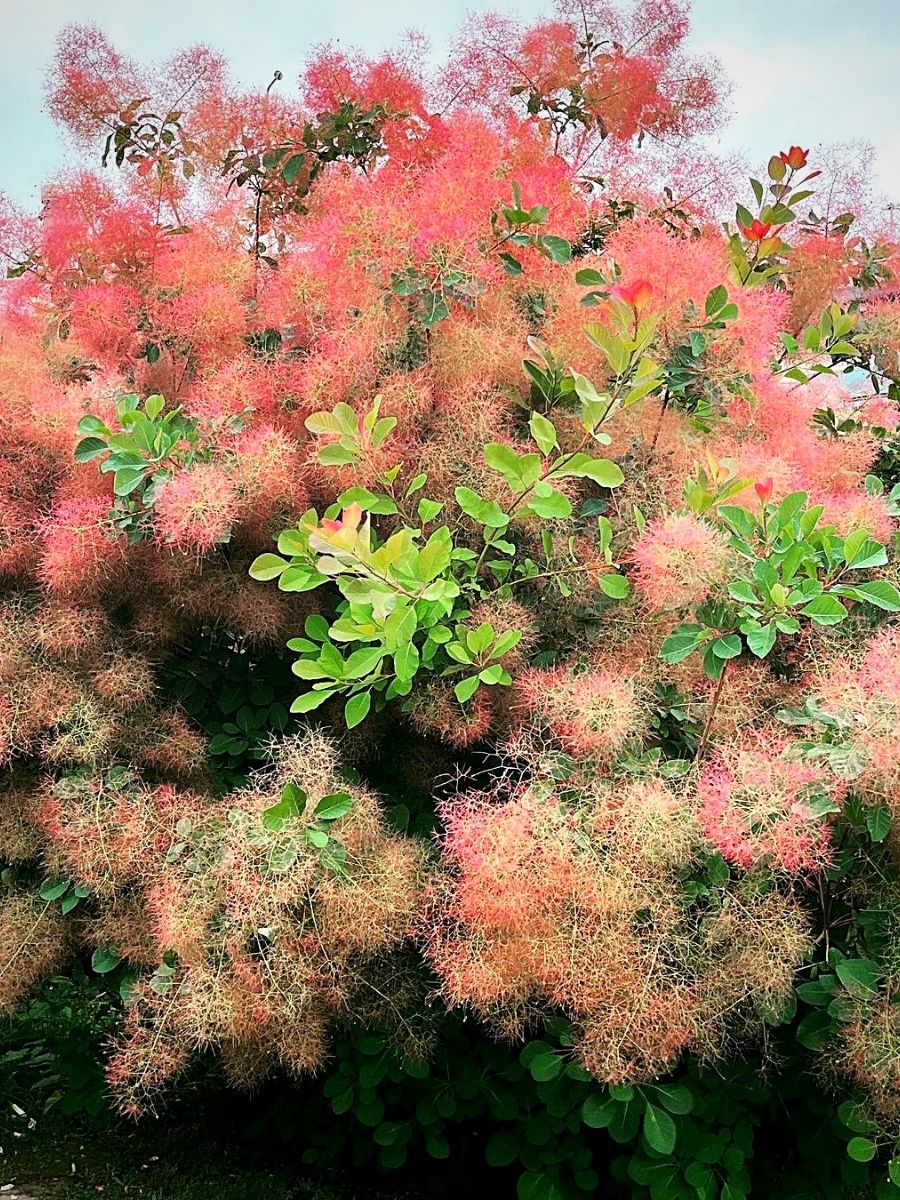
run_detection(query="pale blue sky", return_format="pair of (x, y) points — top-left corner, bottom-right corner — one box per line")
(1, 0), (898, 209)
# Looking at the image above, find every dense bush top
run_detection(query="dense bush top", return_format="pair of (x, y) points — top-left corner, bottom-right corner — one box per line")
(2, 1), (900, 1195)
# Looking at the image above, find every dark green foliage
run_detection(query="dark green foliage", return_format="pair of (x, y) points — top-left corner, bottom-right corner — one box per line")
(0, 968), (120, 1122)
(164, 630), (296, 790)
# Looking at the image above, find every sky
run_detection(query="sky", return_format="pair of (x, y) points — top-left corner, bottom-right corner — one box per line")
(1, 0), (898, 212)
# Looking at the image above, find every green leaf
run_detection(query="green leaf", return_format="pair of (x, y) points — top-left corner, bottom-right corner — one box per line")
(305, 411), (345, 435)
(74, 436), (108, 463)
(276, 529), (308, 556)
(642, 1103), (677, 1155)
(528, 1051), (563, 1082)
(866, 806), (892, 844)
(290, 689), (334, 714)
(795, 1009), (834, 1050)
(263, 784), (306, 831)
(517, 1171), (563, 1200)
(305, 614), (330, 642)
(705, 285), (728, 317)
(599, 573), (630, 599)
(529, 412), (558, 455)
(485, 443), (540, 491)
(660, 625), (705, 665)
(799, 594), (847, 625)
(39, 879), (70, 901)
(485, 1130), (520, 1167)
(315, 792), (353, 821)
(454, 675), (481, 704)
(113, 465), (146, 496)
(318, 443), (356, 467)
(91, 946), (122, 974)
(847, 1138), (877, 1163)
(744, 623), (777, 659)
(651, 1084), (694, 1115)
(279, 565), (327, 592)
(835, 958), (880, 1000)
(525, 488), (572, 519)
(585, 322), (629, 375)
(144, 393), (165, 420)
(455, 487), (508, 528)
(418, 498), (443, 523)
(393, 641), (420, 682)
(249, 553), (288, 581)
(540, 234), (571, 263)
(343, 647), (385, 678)
(465, 623), (494, 655)
(479, 664), (505, 684)
(728, 581), (758, 604)
(795, 978), (837, 1005)
(581, 1094), (616, 1129)
(491, 629), (522, 658)
(552, 453), (624, 488)
(292, 659), (333, 680)
(803, 325), (821, 352)
(337, 486), (397, 515)
(76, 414), (111, 436)
(282, 152), (306, 184)
(712, 634), (742, 659)
(843, 535), (888, 571)
(838, 581), (900, 612)
(344, 691), (371, 729)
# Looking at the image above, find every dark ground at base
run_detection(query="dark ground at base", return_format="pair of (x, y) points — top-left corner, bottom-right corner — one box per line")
(0, 1118), (419, 1200)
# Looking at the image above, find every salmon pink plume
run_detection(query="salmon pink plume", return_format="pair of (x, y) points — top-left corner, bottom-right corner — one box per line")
(697, 728), (841, 873)
(408, 681), (496, 748)
(154, 281), (246, 369)
(45, 25), (141, 142)
(446, 1), (724, 151)
(786, 232), (857, 330)
(840, 1003), (900, 1122)
(438, 786), (570, 934)
(229, 426), (305, 524)
(602, 220), (726, 319)
(154, 463), (239, 552)
(38, 496), (120, 595)
(630, 511), (731, 611)
(855, 392), (900, 433)
(816, 628), (900, 813)
(69, 283), (141, 365)
(0, 893), (70, 1012)
(819, 489), (896, 543)
(0, 498), (40, 578)
(516, 663), (640, 760)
